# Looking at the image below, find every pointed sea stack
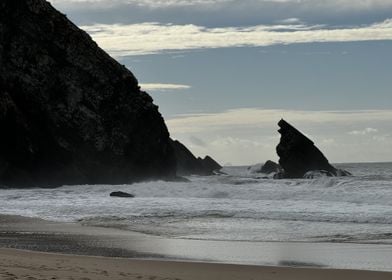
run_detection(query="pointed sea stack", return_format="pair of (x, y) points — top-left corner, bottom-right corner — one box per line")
(276, 119), (338, 178)
(170, 139), (222, 176)
(0, 0), (176, 187)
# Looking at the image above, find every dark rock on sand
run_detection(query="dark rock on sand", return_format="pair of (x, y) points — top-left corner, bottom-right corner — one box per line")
(0, 0), (176, 187)
(260, 160), (281, 174)
(170, 139), (222, 176)
(110, 191), (134, 198)
(276, 119), (348, 178)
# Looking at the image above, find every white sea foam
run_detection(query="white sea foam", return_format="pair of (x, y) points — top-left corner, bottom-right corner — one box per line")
(0, 162), (392, 243)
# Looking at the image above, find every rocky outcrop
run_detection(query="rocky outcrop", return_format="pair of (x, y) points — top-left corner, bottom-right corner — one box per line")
(110, 191), (135, 198)
(276, 119), (345, 178)
(260, 160), (281, 174)
(199, 155), (222, 174)
(170, 139), (222, 176)
(0, 0), (176, 187)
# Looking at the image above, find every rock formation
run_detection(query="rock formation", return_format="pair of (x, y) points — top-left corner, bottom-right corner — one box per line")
(276, 119), (346, 178)
(110, 191), (135, 198)
(0, 0), (176, 187)
(260, 160), (281, 174)
(199, 155), (222, 174)
(170, 139), (222, 176)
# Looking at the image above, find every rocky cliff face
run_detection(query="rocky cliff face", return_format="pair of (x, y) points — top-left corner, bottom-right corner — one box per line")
(276, 119), (337, 178)
(0, 0), (176, 187)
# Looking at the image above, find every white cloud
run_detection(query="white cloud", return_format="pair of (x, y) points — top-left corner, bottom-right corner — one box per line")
(372, 134), (390, 142)
(82, 19), (392, 56)
(167, 109), (392, 133)
(348, 128), (379, 135)
(139, 83), (191, 91)
(277, 18), (303, 24)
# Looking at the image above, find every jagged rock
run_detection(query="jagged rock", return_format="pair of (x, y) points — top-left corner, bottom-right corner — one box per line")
(198, 155), (222, 174)
(170, 139), (222, 176)
(110, 191), (134, 198)
(0, 0), (176, 187)
(276, 119), (347, 178)
(260, 160), (281, 174)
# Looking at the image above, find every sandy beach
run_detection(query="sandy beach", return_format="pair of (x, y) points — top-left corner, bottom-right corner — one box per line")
(1, 214), (392, 271)
(0, 214), (392, 279)
(1, 248), (391, 280)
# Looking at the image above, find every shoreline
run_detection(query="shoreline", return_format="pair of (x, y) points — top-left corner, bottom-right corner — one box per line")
(1, 248), (392, 280)
(1, 214), (392, 272)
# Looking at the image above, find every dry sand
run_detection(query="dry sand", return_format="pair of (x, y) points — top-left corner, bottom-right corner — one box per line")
(0, 248), (391, 280)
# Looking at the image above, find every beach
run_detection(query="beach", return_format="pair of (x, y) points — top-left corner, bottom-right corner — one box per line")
(1, 248), (392, 280)
(1, 164), (392, 278)
(1, 214), (392, 279)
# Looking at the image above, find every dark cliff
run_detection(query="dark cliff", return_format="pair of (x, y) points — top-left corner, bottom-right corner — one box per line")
(0, 0), (176, 187)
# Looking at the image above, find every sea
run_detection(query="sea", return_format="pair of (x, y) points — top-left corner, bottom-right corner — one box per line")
(1, 162), (392, 245)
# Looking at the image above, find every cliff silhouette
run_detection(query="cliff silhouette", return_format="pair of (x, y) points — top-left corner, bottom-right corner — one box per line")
(0, 0), (177, 187)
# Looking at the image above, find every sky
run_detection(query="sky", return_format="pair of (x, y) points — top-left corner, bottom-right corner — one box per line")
(50, 0), (392, 165)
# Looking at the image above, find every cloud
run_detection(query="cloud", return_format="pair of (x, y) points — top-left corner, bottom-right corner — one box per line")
(348, 128), (379, 135)
(82, 20), (392, 56)
(49, 0), (392, 30)
(372, 134), (391, 142)
(277, 18), (303, 24)
(166, 108), (392, 165)
(139, 83), (191, 91)
(189, 136), (207, 147)
(167, 109), (392, 133)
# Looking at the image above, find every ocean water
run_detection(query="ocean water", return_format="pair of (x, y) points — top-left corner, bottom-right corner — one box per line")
(1, 162), (392, 244)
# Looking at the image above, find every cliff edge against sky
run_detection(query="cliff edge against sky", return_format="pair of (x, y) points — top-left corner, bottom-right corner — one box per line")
(0, 0), (177, 187)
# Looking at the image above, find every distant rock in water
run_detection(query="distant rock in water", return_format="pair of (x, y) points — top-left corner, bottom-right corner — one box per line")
(276, 119), (350, 178)
(260, 160), (281, 174)
(170, 139), (222, 176)
(248, 160), (281, 175)
(110, 191), (134, 198)
(0, 0), (176, 187)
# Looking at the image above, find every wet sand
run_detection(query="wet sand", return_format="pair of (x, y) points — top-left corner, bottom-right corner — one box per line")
(1, 214), (392, 278)
(1, 248), (392, 280)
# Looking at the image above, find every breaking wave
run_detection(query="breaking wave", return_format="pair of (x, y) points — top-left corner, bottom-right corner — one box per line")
(0, 162), (392, 243)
